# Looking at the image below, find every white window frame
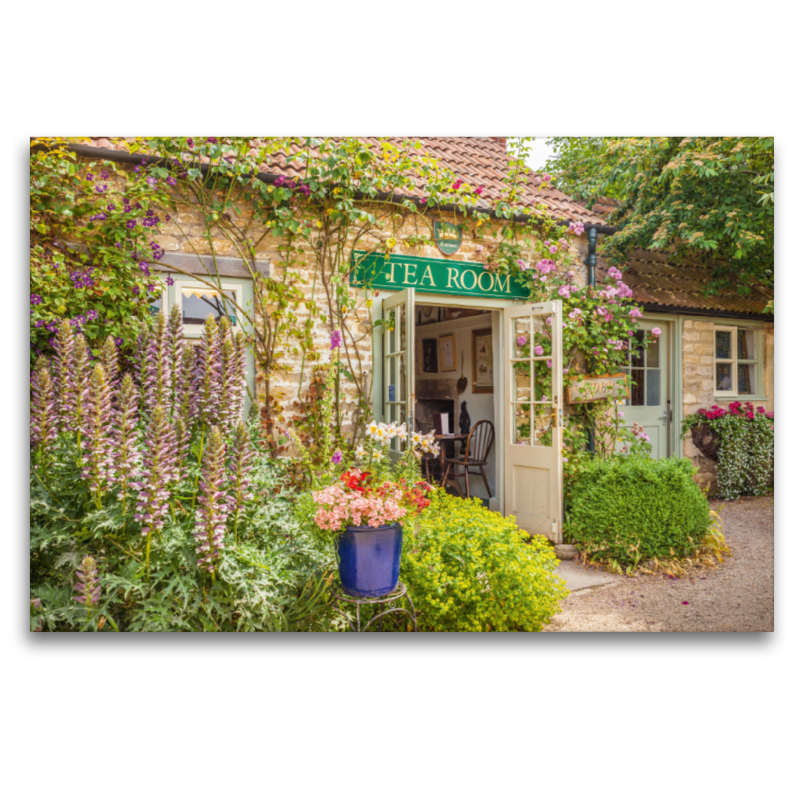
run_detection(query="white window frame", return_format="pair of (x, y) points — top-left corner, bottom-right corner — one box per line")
(713, 324), (761, 398)
(173, 279), (243, 338)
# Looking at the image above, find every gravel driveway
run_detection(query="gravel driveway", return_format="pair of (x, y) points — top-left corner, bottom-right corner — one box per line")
(544, 496), (774, 632)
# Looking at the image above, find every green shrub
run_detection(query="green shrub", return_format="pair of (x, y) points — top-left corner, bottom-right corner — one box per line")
(400, 492), (568, 632)
(565, 456), (711, 568)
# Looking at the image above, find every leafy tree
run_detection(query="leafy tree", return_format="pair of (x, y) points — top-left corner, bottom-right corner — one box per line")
(545, 137), (774, 297)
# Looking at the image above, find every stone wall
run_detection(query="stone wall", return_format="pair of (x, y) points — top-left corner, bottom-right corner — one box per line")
(139, 179), (587, 435)
(681, 318), (774, 494)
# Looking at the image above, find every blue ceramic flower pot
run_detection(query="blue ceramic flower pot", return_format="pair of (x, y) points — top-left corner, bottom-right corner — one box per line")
(337, 524), (403, 598)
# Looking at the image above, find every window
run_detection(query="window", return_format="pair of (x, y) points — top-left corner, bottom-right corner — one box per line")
(714, 326), (760, 397)
(173, 280), (242, 337)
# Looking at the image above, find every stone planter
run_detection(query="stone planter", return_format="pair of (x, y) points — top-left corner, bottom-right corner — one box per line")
(690, 423), (721, 462)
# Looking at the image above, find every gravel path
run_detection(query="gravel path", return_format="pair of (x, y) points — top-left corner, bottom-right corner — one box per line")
(544, 496), (774, 632)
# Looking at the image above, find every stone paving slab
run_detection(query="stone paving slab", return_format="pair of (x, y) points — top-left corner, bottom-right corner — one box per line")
(556, 560), (619, 592)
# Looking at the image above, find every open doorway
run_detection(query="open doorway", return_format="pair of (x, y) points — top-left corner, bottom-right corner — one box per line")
(412, 302), (498, 504)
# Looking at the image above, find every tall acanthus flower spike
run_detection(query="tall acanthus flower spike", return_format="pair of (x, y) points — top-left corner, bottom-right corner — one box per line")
(52, 319), (76, 431)
(218, 316), (237, 434)
(30, 366), (57, 454)
(173, 340), (196, 425)
(228, 421), (254, 538)
(144, 311), (172, 414)
(233, 330), (248, 423)
(194, 425), (229, 577)
(74, 555), (101, 607)
(134, 326), (151, 414)
(167, 303), (184, 415)
(131, 404), (177, 577)
(192, 315), (221, 430)
(113, 374), (140, 502)
(81, 363), (115, 508)
(174, 416), (189, 482)
(72, 334), (91, 437)
(100, 335), (119, 395)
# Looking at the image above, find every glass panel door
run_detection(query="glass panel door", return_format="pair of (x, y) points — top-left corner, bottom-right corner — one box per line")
(504, 300), (564, 541)
(382, 288), (415, 455)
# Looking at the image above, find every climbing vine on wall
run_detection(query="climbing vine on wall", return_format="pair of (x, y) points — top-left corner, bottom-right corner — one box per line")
(31, 136), (653, 461)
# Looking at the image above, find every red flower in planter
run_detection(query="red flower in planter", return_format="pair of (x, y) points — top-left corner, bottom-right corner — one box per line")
(341, 470), (371, 493)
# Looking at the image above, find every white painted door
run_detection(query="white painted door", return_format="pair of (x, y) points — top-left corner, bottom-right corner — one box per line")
(382, 288), (415, 455)
(621, 321), (669, 458)
(504, 301), (564, 542)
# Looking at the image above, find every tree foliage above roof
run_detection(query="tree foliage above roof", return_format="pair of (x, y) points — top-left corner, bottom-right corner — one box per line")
(545, 137), (774, 298)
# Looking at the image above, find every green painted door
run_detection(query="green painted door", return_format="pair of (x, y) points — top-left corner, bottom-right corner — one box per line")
(620, 321), (669, 458)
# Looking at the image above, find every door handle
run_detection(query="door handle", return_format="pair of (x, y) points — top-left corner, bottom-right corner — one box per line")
(659, 410), (668, 425)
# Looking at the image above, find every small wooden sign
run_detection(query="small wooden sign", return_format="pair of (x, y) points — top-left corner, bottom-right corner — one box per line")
(433, 221), (463, 255)
(567, 373), (630, 404)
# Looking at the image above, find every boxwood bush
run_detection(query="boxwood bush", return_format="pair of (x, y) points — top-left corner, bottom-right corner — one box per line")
(400, 492), (568, 632)
(565, 456), (711, 568)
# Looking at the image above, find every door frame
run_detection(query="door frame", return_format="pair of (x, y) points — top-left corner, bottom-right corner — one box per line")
(371, 291), (530, 515)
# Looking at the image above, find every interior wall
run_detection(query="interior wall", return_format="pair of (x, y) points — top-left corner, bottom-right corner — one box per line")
(415, 310), (497, 500)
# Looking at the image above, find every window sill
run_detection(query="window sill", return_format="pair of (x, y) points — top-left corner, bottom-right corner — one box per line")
(713, 396), (768, 403)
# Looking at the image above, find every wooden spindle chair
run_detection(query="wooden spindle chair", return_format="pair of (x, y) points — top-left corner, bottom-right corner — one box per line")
(441, 420), (495, 499)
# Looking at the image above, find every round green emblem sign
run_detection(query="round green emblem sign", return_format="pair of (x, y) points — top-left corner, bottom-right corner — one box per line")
(433, 220), (463, 255)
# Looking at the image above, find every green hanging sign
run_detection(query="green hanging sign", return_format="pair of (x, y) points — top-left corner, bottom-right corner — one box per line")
(350, 251), (530, 300)
(433, 220), (463, 255)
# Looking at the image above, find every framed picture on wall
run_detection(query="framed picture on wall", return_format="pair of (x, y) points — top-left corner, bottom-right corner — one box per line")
(419, 306), (437, 326)
(422, 338), (439, 373)
(472, 327), (493, 393)
(439, 333), (456, 372)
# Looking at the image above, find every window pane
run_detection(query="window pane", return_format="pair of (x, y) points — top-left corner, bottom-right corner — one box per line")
(513, 317), (531, 358)
(646, 337), (660, 368)
(716, 362), (733, 391)
(631, 331), (645, 368)
(621, 368), (631, 406)
(181, 287), (237, 326)
(533, 360), (553, 402)
(738, 363), (755, 394)
(398, 354), (406, 401)
(716, 330), (732, 360)
(646, 369), (661, 406)
(387, 311), (396, 354)
(388, 354), (397, 393)
(398, 304), (406, 352)
(513, 403), (531, 446)
(149, 294), (162, 316)
(737, 329), (755, 360)
(630, 369), (644, 406)
(512, 363), (532, 401)
(532, 406), (554, 447)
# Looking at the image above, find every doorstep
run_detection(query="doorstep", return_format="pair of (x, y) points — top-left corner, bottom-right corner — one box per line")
(555, 560), (619, 593)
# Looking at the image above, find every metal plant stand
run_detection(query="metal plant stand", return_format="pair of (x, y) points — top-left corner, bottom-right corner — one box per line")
(331, 581), (418, 632)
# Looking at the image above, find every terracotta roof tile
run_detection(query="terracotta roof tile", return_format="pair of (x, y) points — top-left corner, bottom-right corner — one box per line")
(81, 136), (605, 225)
(599, 249), (773, 316)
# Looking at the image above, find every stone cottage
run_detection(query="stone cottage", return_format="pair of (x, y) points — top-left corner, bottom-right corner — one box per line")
(67, 136), (774, 532)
